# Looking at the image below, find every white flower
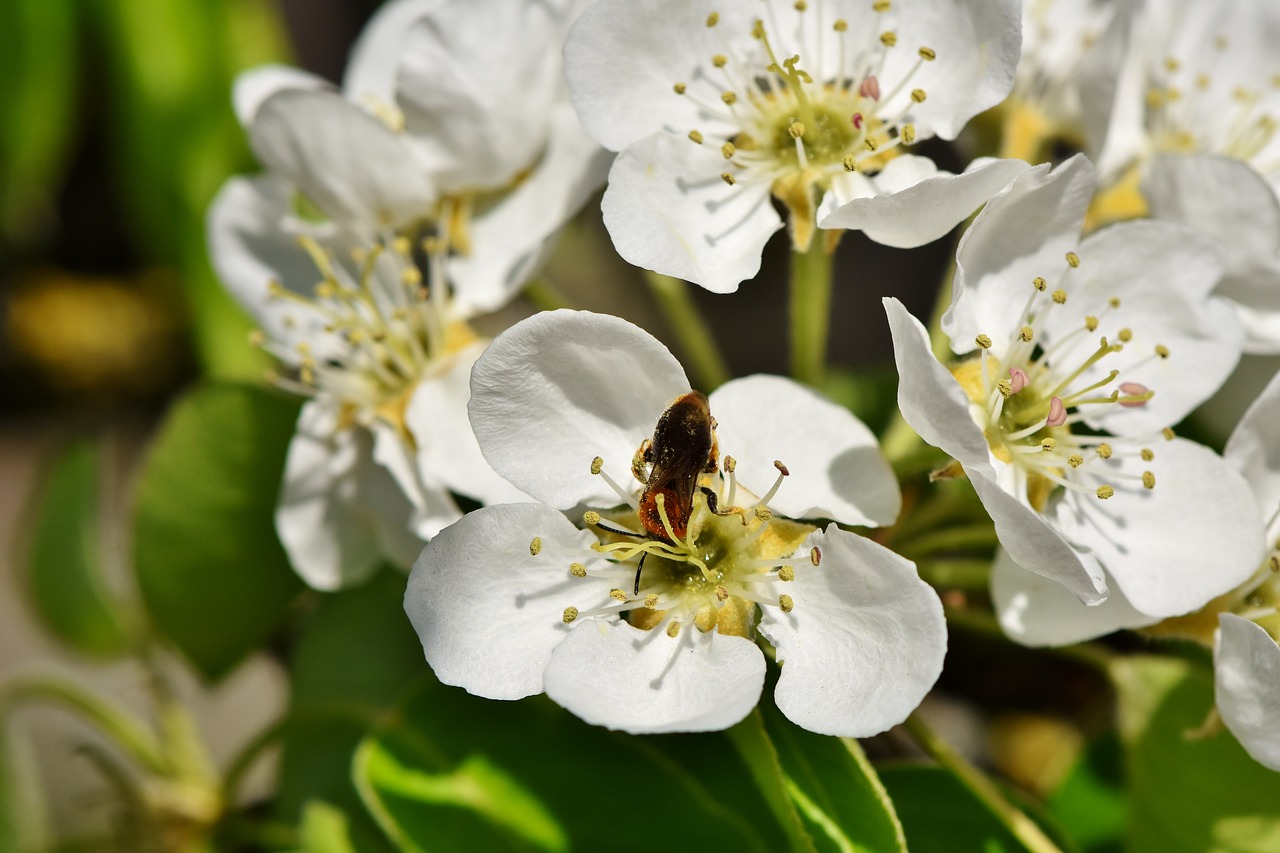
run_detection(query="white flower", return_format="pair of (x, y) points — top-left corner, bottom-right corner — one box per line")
(1214, 368), (1280, 772)
(1092, 0), (1280, 352)
(405, 310), (945, 736)
(564, 0), (1028, 292)
(209, 0), (615, 588)
(883, 154), (1263, 643)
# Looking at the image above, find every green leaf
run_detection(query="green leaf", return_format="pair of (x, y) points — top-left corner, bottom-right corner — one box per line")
(725, 711), (818, 853)
(356, 683), (795, 853)
(0, 0), (78, 247)
(24, 440), (133, 657)
(1046, 735), (1126, 853)
(276, 569), (429, 853)
(880, 765), (1033, 853)
(1111, 655), (1280, 853)
(133, 382), (303, 680)
(296, 800), (358, 853)
(759, 704), (906, 853)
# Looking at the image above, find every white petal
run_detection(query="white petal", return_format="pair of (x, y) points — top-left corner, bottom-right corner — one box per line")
(1224, 368), (1280, 520)
(406, 503), (601, 700)
(1216, 614), (1280, 773)
(1040, 219), (1242, 435)
(369, 421), (462, 544)
(601, 134), (782, 294)
(233, 64), (330, 128)
(277, 401), (432, 590)
(708, 375), (900, 526)
(968, 466), (1108, 604)
(543, 618), (765, 734)
(343, 0), (444, 108)
(468, 310), (689, 509)
(889, 0), (1022, 140)
(1053, 439), (1266, 618)
(395, 0), (565, 191)
(992, 548), (1156, 647)
(450, 103), (613, 315)
(563, 0), (746, 151)
(406, 341), (530, 506)
(249, 88), (434, 229)
(883, 297), (991, 471)
(945, 155), (1095, 355)
(1144, 154), (1280, 354)
(818, 156), (1030, 249)
(758, 525), (946, 737)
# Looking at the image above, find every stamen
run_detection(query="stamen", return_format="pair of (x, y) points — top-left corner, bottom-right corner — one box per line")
(1046, 396), (1067, 427)
(529, 537), (542, 556)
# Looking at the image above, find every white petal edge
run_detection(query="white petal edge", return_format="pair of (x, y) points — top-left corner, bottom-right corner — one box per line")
(1216, 614), (1280, 772)
(601, 133), (782, 294)
(233, 64), (331, 129)
(759, 525), (946, 737)
(1223, 367), (1280, 517)
(543, 618), (765, 734)
(405, 502), (600, 701)
(992, 547), (1156, 647)
(468, 310), (689, 509)
(818, 156), (1030, 249)
(343, 0), (444, 107)
(708, 375), (900, 526)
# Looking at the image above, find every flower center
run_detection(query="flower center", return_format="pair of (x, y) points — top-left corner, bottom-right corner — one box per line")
(258, 231), (476, 436)
(552, 452), (817, 642)
(672, 2), (935, 242)
(951, 251), (1171, 511)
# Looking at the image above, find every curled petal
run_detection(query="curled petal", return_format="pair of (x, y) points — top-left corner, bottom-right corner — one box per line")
(1216, 614), (1280, 773)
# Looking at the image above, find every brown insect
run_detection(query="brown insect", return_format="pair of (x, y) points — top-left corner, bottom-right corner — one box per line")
(633, 391), (722, 542)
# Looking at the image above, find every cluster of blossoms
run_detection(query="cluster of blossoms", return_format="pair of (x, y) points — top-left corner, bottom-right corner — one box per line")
(204, 0), (1280, 761)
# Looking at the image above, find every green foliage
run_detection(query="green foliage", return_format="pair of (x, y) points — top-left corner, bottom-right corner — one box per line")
(24, 440), (133, 658)
(1047, 735), (1127, 853)
(760, 704), (906, 853)
(295, 801), (358, 853)
(1111, 656), (1280, 853)
(0, 0), (78, 249)
(133, 382), (303, 680)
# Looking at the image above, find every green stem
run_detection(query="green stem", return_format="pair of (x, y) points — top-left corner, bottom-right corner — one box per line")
(725, 711), (816, 853)
(0, 676), (166, 773)
(789, 234), (834, 387)
(902, 712), (1065, 853)
(522, 277), (574, 312)
(900, 524), (998, 559)
(916, 559), (993, 589)
(643, 270), (731, 390)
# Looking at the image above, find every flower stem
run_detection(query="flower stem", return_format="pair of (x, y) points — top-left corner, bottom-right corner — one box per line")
(643, 270), (731, 390)
(901, 711), (1066, 853)
(789, 233), (834, 387)
(901, 523), (998, 559)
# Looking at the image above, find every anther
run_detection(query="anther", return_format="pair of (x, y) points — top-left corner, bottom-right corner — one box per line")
(789, 121), (806, 138)
(1020, 325), (1034, 342)
(1066, 252), (1081, 268)
(918, 46), (936, 60)
(755, 506), (773, 521)
(1155, 344), (1170, 358)
(842, 155), (858, 171)
(721, 142), (736, 158)
(721, 172), (736, 186)
(1085, 316), (1099, 332)
(1097, 443), (1113, 459)
(645, 593), (659, 609)
(865, 134), (881, 151)
(1068, 454), (1084, 468)
(689, 129), (704, 144)
(880, 31), (898, 47)
(774, 460), (790, 477)
(1008, 367), (1029, 394)
(667, 621), (681, 637)
(723, 456), (737, 473)
(1096, 485), (1115, 500)
(529, 537), (542, 556)
(712, 54), (727, 68)
(1033, 276), (1047, 291)
(674, 82), (687, 94)
(794, 0), (808, 10)
(1270, 555), (1280, 573)
(851, 112), (864, 129)
(833, 18), (848, 31)
(1162, 427), (1176, 441)
(1118, 328), (1133, 342)
(976, 334), (993, 349)
(610, 589), (627, 602)
(590, 456), (604, 475)
(911, 88), (927, 103)
(860, 76), (881, 100)
(570, 563), (587, 578)
(583, 511), (601, 526)
(1041, 438), (1057, 451)
(1118, 382), (1152, 407)
(1109, 297), (1121, 308)
(563, 607), (579, 624)
(901, 124), (916, 144)
(1141, 448), (1154, 462)
(997, 379), (1013, 398)
(779, 594), (795, 613)
(1142, 471), (1156, 489)
(715, 585), (730, 601)
(721, 91), (738, 105)
(706, 11), (719, 26)
(778, 566), (795, 582)
(873, 0), (891, 10)
(810, 547), (821, 566)
(1052, 289), (1068, 304)
(1047, 396), (1067, 427)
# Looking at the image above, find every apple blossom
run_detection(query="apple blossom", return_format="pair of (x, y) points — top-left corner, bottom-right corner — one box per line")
(406, 310), (945, 736)
(564, 0), (1028, 292)
(884, 155), (1263, 642)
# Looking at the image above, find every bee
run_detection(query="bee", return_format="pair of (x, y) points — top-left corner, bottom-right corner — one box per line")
(633, 391), (722, 542)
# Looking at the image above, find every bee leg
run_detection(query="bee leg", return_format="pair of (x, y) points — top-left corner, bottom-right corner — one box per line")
(700, 486), (744, 519)
(631, 439), (653, 482)
(633, 552), (647, 597)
